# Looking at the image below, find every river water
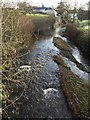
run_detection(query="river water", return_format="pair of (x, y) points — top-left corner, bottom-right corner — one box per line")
(15, 28), (74, 118)
(8, 26), (89, 118)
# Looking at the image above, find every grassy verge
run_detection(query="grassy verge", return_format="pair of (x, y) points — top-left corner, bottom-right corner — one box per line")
(53, 37), (88, 72)
(53, 55), (89, 118)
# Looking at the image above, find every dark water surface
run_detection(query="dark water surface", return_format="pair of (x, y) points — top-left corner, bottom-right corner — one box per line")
(10, 26), (89, 118)
(18, 30), (73, 118)
(3, 23), (90, 119)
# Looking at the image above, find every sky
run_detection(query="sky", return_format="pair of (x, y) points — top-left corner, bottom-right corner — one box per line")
(3, 0), (89, 8)
(28, 0), (89, 8)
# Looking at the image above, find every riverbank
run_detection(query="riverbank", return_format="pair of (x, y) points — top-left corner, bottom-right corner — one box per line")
(2, 8), (55, 118)
(53, 37), (89, 118)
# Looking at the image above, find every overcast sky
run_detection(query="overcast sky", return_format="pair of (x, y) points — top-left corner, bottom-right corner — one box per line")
(2, 0), (89, 8)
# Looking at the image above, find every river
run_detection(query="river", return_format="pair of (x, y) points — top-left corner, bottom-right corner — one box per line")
(15, 28), (73, 118)
(8, 26), (89, 118)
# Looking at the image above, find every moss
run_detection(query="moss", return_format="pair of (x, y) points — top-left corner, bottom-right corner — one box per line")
(52, 55), (68, 68)
(53, 37), (71, 51)
(61, 50), (76, 62)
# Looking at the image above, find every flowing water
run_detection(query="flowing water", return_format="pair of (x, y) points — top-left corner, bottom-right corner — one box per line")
(8, 26), (89, 118)
(16, 29), (73, 118)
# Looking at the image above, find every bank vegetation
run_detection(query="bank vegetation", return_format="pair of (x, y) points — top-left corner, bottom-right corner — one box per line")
(1, 8), (55, 118)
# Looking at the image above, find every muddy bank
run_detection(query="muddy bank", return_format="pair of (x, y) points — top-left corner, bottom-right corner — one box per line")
(52, 37), (89, 118)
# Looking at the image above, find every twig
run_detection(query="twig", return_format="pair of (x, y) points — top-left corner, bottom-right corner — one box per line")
(2, 84), (26, 111)
(1, 72), (21, 84)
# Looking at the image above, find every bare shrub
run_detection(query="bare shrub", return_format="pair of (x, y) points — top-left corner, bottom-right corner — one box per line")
(2, 8), (34, 118)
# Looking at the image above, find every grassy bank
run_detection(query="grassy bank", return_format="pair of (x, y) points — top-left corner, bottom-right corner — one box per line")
(52, 37), (89, 118)
(2, 8), (55, 118)
(63, 22), (90, 59)
(53, 55), (89, 118)
(2, 8), (35, 117)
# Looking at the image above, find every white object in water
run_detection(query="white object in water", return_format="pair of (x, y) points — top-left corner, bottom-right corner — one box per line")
(43, 88), (58, 95)
(18, 65), (31, 72)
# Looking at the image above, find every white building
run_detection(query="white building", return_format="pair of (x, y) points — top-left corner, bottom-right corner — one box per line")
(32, 7), (57, 16)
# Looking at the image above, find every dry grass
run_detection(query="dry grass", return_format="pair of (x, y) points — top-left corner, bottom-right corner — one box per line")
(2, 9), (34, 117)
(2, 8), (55, 118)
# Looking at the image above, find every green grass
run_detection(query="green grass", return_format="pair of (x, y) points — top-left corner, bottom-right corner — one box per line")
(75, 20), (90, 28)
(27, 13), (49, 17)
(30, 13), (54, 24)
(61, 68), (88, 118)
